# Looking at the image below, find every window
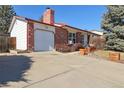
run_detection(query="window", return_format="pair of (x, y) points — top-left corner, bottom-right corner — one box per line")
(68, 33), (76, 44)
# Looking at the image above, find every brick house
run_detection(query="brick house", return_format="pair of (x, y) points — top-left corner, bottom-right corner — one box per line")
(8, 8), (102, 52)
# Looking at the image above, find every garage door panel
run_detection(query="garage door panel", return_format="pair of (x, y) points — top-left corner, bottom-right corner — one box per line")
(34, 30), (54, 51)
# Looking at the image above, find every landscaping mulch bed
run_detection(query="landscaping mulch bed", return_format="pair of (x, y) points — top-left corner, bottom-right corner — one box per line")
(88, 50), (124, 64)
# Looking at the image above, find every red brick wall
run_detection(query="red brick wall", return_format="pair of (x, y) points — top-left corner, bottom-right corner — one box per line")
(43, 8), (54, 25)
(55, 27), (68, 49)
(27, 21), (34, 52)
(76, 32), (82, 43)
(55, 27), (83, 49)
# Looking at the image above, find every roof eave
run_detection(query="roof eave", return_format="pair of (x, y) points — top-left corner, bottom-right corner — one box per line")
(8, 16), (27, 33)
(63, 25), (102, 36)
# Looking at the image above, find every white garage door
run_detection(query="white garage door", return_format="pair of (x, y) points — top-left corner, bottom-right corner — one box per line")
(34, 30), (54, 51)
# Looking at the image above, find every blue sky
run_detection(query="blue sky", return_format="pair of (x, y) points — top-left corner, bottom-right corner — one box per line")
(13, 5), (107, 31)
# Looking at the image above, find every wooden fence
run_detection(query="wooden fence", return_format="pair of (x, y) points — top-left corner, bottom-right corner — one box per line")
(0, 34), (16, 52)
(0, 34), (9, 52)
(8, 37), (16, 50)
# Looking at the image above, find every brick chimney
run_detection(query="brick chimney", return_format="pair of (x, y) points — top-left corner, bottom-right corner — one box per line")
(42, 7), (54, 25)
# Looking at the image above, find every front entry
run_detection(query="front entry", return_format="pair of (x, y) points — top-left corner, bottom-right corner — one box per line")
(81, 34), (88, 47)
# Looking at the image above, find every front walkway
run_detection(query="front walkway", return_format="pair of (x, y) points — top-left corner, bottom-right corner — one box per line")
(0, 51), (124, 88)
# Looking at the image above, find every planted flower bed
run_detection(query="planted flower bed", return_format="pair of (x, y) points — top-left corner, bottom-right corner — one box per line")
(109, 52), (120, 61)
(55, 43), (84, 53)
(92, 50), (124, 63)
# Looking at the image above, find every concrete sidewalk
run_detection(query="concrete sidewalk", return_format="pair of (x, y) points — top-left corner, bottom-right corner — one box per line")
(1, 52), (124, 88)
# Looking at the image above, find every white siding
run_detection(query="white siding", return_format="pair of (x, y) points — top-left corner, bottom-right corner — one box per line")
(34, 23), (55, 33)
(10, 19), (27, 50)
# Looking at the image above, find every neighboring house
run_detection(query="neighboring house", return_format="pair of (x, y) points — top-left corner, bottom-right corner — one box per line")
(90, 30), (103, 36)
(8, 8), (102, 52)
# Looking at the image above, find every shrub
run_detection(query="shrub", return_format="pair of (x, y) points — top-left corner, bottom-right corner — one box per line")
(90, 36), (105, 49)
(55, 44), (71, 52)
(55, 43), (84, 52)
(70, 43), (84, 52)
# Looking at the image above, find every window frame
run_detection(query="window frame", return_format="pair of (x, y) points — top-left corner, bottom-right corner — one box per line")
(68, 32), (76, 44)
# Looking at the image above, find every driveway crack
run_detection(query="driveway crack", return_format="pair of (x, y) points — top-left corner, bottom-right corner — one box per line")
(22, 68), (74, 88)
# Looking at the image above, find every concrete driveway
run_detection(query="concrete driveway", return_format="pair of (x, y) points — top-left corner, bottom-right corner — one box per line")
(0, 51), (124, 88)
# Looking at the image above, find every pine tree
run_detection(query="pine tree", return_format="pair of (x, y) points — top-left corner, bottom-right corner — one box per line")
(101, 5), (124, 52)
(0, 5), (16, 34)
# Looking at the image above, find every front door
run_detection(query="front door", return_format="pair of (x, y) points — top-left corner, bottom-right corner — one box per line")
(81, 34), (88, 47)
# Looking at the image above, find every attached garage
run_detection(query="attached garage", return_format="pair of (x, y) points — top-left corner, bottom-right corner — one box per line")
(9, 16), (55, 52)
(34, 30), (54, 51)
